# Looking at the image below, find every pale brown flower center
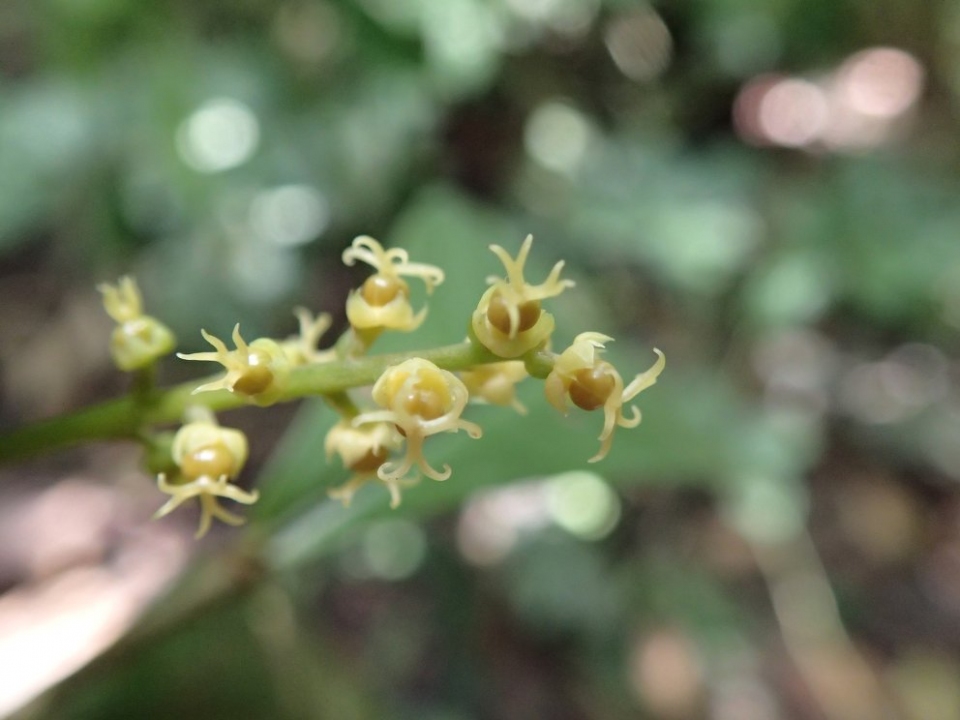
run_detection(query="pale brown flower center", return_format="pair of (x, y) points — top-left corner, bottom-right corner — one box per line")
(569, 363), (617, 411)
(401, 387), (446, 420)
(361, 274), (408, 306)
(350, 446), (391, 473)
(180, 443), (235, 479)
(233, 349), (274, 395)
(486, 292), (541, 335)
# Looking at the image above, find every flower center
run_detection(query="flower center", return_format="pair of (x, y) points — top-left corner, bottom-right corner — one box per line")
(361, 274), (408, 306)
(180, 443), (236, 480)
(350, 446), (391, 473)
(232, 349), (275, 395)
(486, 292), (541, 336)
(569, 363), (617, 411)
(401, 387), (447, 420)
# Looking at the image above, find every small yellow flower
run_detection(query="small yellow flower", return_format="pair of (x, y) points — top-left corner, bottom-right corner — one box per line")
(98, 276), (176, 371)
(281, 307), (335, 366)
(342, 235), (445, 332)
(178, 324), (290, 406)
(471, 235), (574, 358)
(154, 414), (258, 538)
(460, 361), (529, 414)
(353, 358), (482, 484)
(544, 332), (665, 463)
(325, 421), (406, 508)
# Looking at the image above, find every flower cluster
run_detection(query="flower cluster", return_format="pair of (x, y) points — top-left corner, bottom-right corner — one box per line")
(98, 276), (176, 371)
(153, 411), (258, 538)
(99, 232), (663, 535)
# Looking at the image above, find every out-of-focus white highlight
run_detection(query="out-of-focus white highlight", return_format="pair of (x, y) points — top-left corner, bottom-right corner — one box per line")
(841, 344), (948, 425)
(177, 98), (260, 173)
(342, 519), (427, 581)
(836, 47), (923, 119)
(504, 0), (598, 36)
(524, 101), (593, 175)
(0, 479), (189, 717)
(546, 471), (620, 540)
(733, 47), (924, 151)
(457, 482), (552, 566)
(249, 185), (329, 247)
(757, 78), (829, 148)
(457, 474), (619, 566)
(604, 7), (673, 82)
(629, 628), (705, 717)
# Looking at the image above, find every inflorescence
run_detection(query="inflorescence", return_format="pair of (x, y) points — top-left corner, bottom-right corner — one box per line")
(100, 236), (664, 537)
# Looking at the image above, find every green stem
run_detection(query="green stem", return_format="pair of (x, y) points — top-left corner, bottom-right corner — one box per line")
(0, 340), (501, 466)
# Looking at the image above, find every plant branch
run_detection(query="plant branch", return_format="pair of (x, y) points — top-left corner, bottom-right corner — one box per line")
(0, 339), (503, 466)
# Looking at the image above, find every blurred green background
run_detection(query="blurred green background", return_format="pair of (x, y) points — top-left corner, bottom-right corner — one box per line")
(2, 0), (960, 718)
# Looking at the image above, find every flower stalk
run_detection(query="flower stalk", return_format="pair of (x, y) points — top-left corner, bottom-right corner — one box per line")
(0, 339), (505, 466)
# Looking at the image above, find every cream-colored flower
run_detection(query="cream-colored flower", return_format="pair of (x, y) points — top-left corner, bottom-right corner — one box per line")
(154, 415), (258, 538)
(325, 421), (407, 507)
(353, 358), (482, 484)
(178, 324), (289, 406)
(98, 276), (176, 371)
(460, 361), (528, 414)
(471, 235), (574, 358)
(342, 235), (445, 332)
(281, 307), (335, 366)
(545, 332), (665, 463)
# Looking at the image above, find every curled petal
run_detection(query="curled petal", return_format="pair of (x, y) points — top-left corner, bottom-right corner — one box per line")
(352, 410), (401, 428)
(623, 349), (666, 400)
(216, 483), (261, 505)
(343, 236), (445, 292)
(455, 419), (484, 439)
(617, 404), (642, 428)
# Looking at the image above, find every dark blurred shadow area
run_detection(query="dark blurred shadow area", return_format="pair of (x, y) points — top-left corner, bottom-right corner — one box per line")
(3, 0), (960, 718)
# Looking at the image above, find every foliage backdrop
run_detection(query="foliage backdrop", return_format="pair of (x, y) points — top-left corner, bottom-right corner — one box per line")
(2, 0), (960, 719)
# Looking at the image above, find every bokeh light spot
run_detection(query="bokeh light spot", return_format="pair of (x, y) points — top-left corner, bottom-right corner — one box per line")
(524, 101), (593, 175)
(604, 7), (673, 82)
(176, 98), (260, 173)
(757, 78), (829, 147)
(361, 519), (427, 581)
(546, 471), (620, 540)
(837, 47), (923, 119)
(249, 185), (330, 247)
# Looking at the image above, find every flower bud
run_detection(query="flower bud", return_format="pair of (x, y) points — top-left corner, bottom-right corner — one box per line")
(460, 361), (528, 414)
(98, 276), (176, 371)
